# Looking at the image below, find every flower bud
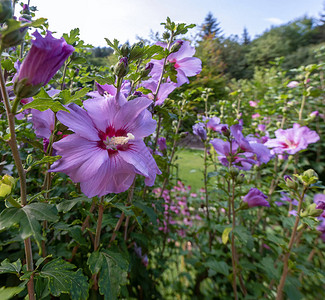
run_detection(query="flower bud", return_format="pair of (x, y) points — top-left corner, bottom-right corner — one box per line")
(0, 0), (12, 23)
(300, 169), (319, 186)
(114, 57), (129, 78)
(0, 174), (15, 198)
(120, 43), (130, 57)
(170, 41), (183, 53)
(221, 126), (230, 137)
(300, 203), (323, 218)
(284, 175), (298, 190)
(1, 18), (29, 50)
(140, 62), (154, 78)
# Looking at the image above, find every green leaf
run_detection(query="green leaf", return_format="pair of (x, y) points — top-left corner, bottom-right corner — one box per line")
(0, 203), (58, 249)
(22, 98), (69, 112)
(29, 155), (61, 169)
(222, 227), (232, 244)
(40, 258), (89, 299)
(0, 258), (22, 275)
(59, 87), (90, 105)
(87, 251), (128, 300)
(0, 286), (25, 300)
(133, 201), (157, 225)
(204, 260), (229, 276)
(57, 196), (91, 213)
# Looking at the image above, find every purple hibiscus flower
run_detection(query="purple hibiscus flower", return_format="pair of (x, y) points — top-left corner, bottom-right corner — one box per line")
(14, 31), (74, 98)
(87, 81), (131, 99)
(264, 123), (320, 155)
(192, 123), (207, 141)
(314, 194), (325, 210)
(141, 80), (176, 106)
(50, 94), (161, 197)
(150, 40), (202, 87)
(211, 124), (271, 170)
(243, 188), (270, 207)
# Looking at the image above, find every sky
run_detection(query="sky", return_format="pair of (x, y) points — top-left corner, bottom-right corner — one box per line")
(29, 0), (325, 46)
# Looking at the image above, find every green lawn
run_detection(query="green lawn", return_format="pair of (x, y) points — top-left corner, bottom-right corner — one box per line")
(174, 148), (214, 191)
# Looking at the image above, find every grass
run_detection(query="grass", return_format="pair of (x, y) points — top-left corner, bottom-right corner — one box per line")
(173, 148), (214, 191)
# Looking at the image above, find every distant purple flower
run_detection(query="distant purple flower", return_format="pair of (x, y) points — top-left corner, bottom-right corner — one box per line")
(317, 219), (325, 242)
(193, 123), (207, 140)
(157, 137), (167, 152)
(289, 210), (298, 216)
(141, 80), (176, 106)
(150, 40), (202, 87)
(275, 192), (298, 206)
(310, 111), (319, 118)
(252, 113), (260, 119)
(14, 31), (74, 97)
(249, 100), (259, 107)
(50, 94), (161, 197)
(314, 194), (325, 210)
(265, 124), (320, 155)
(211, 124), (271, 170)
(258, 124), (266, 132)
(287, 81), (299, 88)
(243, 188), (269, 207)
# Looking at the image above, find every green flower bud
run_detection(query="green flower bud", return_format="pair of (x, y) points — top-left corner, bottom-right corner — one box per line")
(113, 57), (129, 78)
(0, 0), (13, 23)
(120, 43), (130, 57)
(284, 175), (298, 190)
(170, 41), (183, 53)
(300, 203), (323, 218)
(300, 169), (319, 186)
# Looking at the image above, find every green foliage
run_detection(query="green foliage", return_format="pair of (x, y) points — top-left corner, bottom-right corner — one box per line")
(39, 258), (89, 299)
(87, 250), (128, 299)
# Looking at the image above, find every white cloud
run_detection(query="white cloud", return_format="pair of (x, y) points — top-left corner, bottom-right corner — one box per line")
(265, 17), (284, 25)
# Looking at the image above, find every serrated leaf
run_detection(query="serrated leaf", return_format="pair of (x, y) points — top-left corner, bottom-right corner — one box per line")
(0, 203), (58, 249)
(40, 259), (89, 299)
(22, 98), (69, 112)
(222, 227), (232, 244)
(87, 251), (128, 300)
(0, 258), (22, 274)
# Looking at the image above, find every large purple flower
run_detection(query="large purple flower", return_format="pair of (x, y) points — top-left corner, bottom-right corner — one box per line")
(14, 31), (74, 98)
(150, 40), (202, 87)
(265, 124), (320, 155)
(50, 94), (161, 197)
(243, 188), (269, 207)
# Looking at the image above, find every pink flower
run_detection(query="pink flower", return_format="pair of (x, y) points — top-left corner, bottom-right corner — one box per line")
(249, 100), (259, 107)
(50, 94), (161, 197)
(252, 113), (260, 119)
(150, 40), (202, 87)
(287, 81), (299, 88)
(265, 124), (320, 155)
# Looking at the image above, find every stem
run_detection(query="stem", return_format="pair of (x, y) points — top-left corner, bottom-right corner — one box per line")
(94, 197), (105, 251)
(0, 63), (35, 300)
(109, 212), (125, 246)
(276, 186), (307, 300)
(230, 179), (238, 300)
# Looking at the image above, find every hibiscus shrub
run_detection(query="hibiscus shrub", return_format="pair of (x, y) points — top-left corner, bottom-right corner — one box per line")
(0, 4), (325, 300)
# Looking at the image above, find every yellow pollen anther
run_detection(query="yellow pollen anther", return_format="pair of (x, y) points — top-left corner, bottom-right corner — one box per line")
(104, 133), (135, 150)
